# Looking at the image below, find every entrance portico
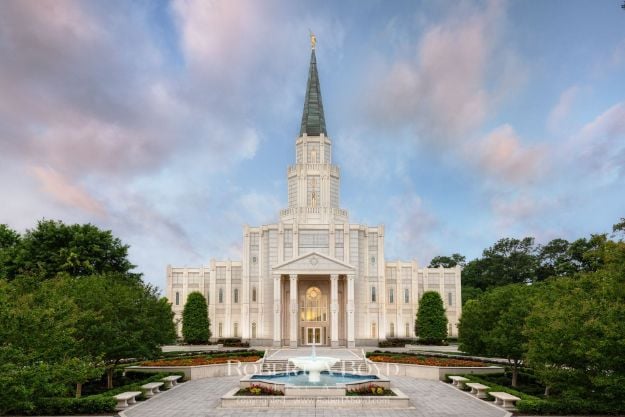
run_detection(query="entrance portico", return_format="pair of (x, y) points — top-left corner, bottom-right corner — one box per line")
(272, 251), (355, 348)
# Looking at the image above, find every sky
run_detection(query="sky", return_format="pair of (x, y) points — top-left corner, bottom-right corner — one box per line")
(1, 0), (624, 292)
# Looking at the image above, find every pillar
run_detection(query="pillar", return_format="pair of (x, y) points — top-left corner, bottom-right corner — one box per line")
(330, 274), (339, 347)
(273, 274), (281, 347)
(289, 274), (298, 348)
(347, 273), (355, 348)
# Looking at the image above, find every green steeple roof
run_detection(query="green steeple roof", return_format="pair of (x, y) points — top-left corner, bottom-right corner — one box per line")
(299, 49), (327, 136)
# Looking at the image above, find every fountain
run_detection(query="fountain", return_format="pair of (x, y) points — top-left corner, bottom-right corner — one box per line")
(287, 342), (339, 383)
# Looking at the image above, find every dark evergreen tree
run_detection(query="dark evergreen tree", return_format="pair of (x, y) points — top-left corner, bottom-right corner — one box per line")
(415, 291), (448, 344)
(182, 292), (211, 344)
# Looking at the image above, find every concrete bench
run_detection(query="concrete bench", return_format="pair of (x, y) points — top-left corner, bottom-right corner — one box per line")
(162, 375), (182, 389)
(490, 392), (521, 409)
(448, 376), (470, 389)
(466, 382), (489, 399)
(113, 391), (141, 411)
(141, 382), (164, 398)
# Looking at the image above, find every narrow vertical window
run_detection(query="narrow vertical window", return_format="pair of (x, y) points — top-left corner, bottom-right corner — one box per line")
(371, 322), (377, 338)
(234, 288), (239, 303)
(252, 287), (257, 302)
(448, 292), (452, 306)
(371, 286), (377, 302)
(389, 288), (394, 304)
(218, 288), (223, 303)
(218, 322), (223, 337)
(233, 322), (239, 337)
(175, 292), (179, 306)
(252, 322), (257, 339)
(389, 322), (395, 338)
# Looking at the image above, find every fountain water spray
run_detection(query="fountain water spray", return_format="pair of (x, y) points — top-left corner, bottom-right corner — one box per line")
(288, 341), (339, 383)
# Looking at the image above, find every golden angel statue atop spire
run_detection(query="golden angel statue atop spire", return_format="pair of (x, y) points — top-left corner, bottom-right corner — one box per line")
(310, 32), (317, 50)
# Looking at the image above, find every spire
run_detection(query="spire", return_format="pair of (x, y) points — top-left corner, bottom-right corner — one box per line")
(300, 40), (327, 137)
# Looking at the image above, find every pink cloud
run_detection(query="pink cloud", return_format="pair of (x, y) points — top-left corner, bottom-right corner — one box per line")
(472, 124), (546, 184)
(31, 166), (106, 217)
(368, 0), (523, 143)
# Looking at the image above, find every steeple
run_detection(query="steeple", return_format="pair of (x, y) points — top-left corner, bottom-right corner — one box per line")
(299, 46), (327, 137)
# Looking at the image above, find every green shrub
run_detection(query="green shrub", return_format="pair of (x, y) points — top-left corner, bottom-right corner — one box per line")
(31, 395), (116, 415)
(182, 292), (211, 344)
(217, 338), (250, 347)
(415, 291), (447, 344)
(378, 338), (419, 347)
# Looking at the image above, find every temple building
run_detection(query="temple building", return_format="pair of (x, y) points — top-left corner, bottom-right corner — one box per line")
(166, 40), (461, 347)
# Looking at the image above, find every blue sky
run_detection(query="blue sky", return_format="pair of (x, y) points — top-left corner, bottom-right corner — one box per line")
(1, 0), (624, 291)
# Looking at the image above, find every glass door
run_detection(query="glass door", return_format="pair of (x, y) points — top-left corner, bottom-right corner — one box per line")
(306, 327), (321, 345)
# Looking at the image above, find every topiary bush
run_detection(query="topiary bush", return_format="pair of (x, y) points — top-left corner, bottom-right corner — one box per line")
(182, 292), (211, 344)
(415, 291), (448, 344)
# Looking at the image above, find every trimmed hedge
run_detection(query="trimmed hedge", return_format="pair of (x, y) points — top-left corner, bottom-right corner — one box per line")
(217, 338), (250, 347)
(517, 398), (625, 415)
(30, 395), (116, 416)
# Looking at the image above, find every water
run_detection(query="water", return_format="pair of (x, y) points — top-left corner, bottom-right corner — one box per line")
(250, 371), (380, 387)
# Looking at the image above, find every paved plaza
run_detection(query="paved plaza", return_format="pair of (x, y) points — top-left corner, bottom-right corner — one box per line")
(121, 375), (509, 417)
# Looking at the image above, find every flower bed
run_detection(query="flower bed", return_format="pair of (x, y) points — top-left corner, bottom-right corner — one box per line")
(368, 353), (486, 367)
(347, 384), (396, 396)
(142, 355), (261, 367)
(236, 384), (284, 396)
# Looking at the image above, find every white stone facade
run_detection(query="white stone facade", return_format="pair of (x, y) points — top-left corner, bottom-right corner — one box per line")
(166, 47), (461, 347)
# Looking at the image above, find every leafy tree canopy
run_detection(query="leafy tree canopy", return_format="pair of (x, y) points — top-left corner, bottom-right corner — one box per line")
(428, 253), (466, 268)
(0, 220), (137, 281)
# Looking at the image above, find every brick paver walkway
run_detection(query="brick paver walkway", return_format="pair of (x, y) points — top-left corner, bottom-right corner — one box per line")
(121, 375), (508, 417)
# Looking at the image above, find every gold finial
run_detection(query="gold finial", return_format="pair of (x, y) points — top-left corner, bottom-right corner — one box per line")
(310, 31), (316, 50)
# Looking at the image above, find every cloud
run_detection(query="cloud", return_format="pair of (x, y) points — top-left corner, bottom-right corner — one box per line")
(547, 85), (580, 133)
(471, 124), (546, 185)
(574, 102), (625, 181)
(385, 192), (439, 263)
(365, 0), (523, 144)
(30, 166), (106, 217)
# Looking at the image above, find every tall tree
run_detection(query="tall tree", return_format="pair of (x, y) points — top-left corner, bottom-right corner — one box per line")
(459, 284), (534, 387)
(415, 291), (448, 344)
(0, 224), (20, 280)
(63, 274), (176, 388)
(182, 292), (211, 344)
(428, 253), (466, 268)
(525, 239), (625, 404)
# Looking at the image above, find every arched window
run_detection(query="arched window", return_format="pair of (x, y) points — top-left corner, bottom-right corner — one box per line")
(233, 322), (239, 337)
(371, 322), (377, 338)
(218, 288), (223, 303)
(405, 323), (410, 337)
(175, 292), (179, 306)
(234, 288), (239, 303)
(389, 288), (394, 304)
(371, 286), (377, 303)
(251, 322), (257, 339)
(252, 287), (257, 302)
(218, 322), (223, 337)
(404, 288), (409, 303)
(389, 322), (395, 338)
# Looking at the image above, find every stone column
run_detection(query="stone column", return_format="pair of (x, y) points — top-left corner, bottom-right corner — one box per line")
(330, 274), (339, 347)
(273, 274), (281, 347)
(347, 273), (355, 348)
(289, 274), (298, 348)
